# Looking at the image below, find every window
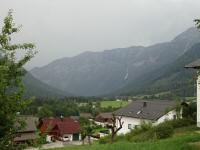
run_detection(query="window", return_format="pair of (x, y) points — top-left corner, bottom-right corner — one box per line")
(173, 115), (177, 120)
(128, 124), (132, 129)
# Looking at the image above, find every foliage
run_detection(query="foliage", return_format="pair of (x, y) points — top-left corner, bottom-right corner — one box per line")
(153, 123), (174, 139)
(182, 102), (197, 121)
(79, 117), (97, 145)
(167, 118), (196, 128)
(0, 10), (36, 149)
(37, 105), (54, 119)
(34, 131), (46, 148)
(125, 122), (153, 141)
(22, 98), (119, 118)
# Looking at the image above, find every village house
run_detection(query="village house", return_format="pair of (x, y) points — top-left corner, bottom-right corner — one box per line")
(38, 117), (81, 142)
(95, 112), (113, 127)
(14, 116), (38, 144)
(70, 113), (93, 121)
(185, 59), (200, 127)
(115, 100), (178, 134)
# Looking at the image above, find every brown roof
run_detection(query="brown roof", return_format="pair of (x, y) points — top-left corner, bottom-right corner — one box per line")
(80, 113), (92, 118)
(185, 59), (200, 69)
(115, 100), (177, 121)
(39, 118), (80, 135)
(16, 116), (38, 132)
(14, 132), (37, 142)
(95, 113), (113, 123)
(96, 113), (112, 119)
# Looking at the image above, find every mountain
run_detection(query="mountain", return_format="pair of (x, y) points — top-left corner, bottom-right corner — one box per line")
(23, 72), (70, 98)
(116, 43), (200, 97)
(30, 27), (200, 96)
(0, 54), (70, 98)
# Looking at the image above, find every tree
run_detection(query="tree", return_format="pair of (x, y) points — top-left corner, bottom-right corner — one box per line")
(0, 10), (36, 149)
(194, 19), (200, 29)
(80, 117), (96, 145)
(109, 113), (124, 143)
(37, 105), (53, 119)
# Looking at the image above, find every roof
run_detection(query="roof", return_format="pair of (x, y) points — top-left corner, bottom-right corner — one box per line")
(70, 116), (80, 120)
(14, 132), (37, 142)
(80, 113), (92, 118)
(96, 113), (112, 119)
(39, 118), (80, 135)
(185, 59), (200, 69)
(16, 116), (38, 132)
(114, 100), (177, 121)
(53, 119), (80, 135)
(95, 113), (113, 123)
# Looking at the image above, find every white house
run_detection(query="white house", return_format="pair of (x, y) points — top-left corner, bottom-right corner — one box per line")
(185, 59), (200, 127)
(115, 100), (178, 134)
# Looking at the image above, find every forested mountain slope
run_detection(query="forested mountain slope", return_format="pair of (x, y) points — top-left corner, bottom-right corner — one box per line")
(30, 27), (200, 96)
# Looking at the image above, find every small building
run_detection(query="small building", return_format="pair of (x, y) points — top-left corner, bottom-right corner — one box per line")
(95, 113), (113, 127)
(115, 100), (178, 134)
(14, 116), (38, 144)
(80, 113), (92, 119)
(185, 59), (200, 127)
(38, 118), (81, 142)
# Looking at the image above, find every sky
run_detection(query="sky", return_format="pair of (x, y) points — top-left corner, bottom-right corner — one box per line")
(0, 0), (200, 69)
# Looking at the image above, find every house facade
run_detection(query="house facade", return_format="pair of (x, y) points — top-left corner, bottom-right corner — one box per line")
(38, 117), (81, 142)
(185, 59), (200, 127)
(14, 116), (38, 144)
(115, 100), (178, 134)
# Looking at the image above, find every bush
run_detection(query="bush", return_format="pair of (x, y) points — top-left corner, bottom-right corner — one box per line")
(130, 130), (156, 142)
(99, 137), (108, 144)
(125, 122), (153, 141)
(167, 118), (195, 128)
(154, 123), (174, 139)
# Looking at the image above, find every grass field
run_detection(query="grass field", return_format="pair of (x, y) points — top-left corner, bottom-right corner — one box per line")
(100, 100), (130, 108)
(49, 125), (200, 150)
(51, 133), (200, 150)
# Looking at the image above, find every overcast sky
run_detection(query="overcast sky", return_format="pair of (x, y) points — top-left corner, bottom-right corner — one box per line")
(1, 0), (200, 69)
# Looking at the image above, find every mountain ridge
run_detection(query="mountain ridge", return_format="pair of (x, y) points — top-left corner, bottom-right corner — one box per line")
(30, 27), (200, 96)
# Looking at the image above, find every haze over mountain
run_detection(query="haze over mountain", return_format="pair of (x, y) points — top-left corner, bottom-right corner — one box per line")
(30, 27), (200, 96)
(115, 43), (200, 97)
(23, 73), (70, 98)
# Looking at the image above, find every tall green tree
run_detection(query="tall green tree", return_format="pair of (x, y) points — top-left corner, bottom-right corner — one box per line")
(80, 117), (97, 145)
(0, 10), (36, 149)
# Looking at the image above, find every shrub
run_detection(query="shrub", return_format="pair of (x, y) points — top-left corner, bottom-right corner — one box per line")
(99, 137), (108, 144)
(154, 123), (174, 139)
(167, 118), (195, 128)
(129, 122), (153, 136)
(130, 130), (156, 142)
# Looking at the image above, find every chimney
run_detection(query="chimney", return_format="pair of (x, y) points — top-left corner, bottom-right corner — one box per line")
(60, 115), (64, 121)
(143, 101), (147, 107)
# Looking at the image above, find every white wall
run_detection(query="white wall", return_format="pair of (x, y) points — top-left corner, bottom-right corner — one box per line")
(116, 116), (152, 135)
(197, 75), (200, 127)
(154, 110), (177, 125)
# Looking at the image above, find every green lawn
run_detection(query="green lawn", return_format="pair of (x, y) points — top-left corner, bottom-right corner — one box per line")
(50, 133), (200, 150)
(100, 100), (130, 108)
(50, 126), (200, 150)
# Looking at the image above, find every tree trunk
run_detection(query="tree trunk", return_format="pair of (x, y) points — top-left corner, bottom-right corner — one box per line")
(111, 133), (115, 143)
(82, 138), (85, 145)
(88, 136), (91, 145)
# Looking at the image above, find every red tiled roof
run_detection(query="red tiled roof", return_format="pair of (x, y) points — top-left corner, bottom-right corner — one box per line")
(39, 118), (80, 135)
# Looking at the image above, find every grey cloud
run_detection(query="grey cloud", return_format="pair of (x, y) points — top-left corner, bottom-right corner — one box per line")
(0, 0), (200, 69)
